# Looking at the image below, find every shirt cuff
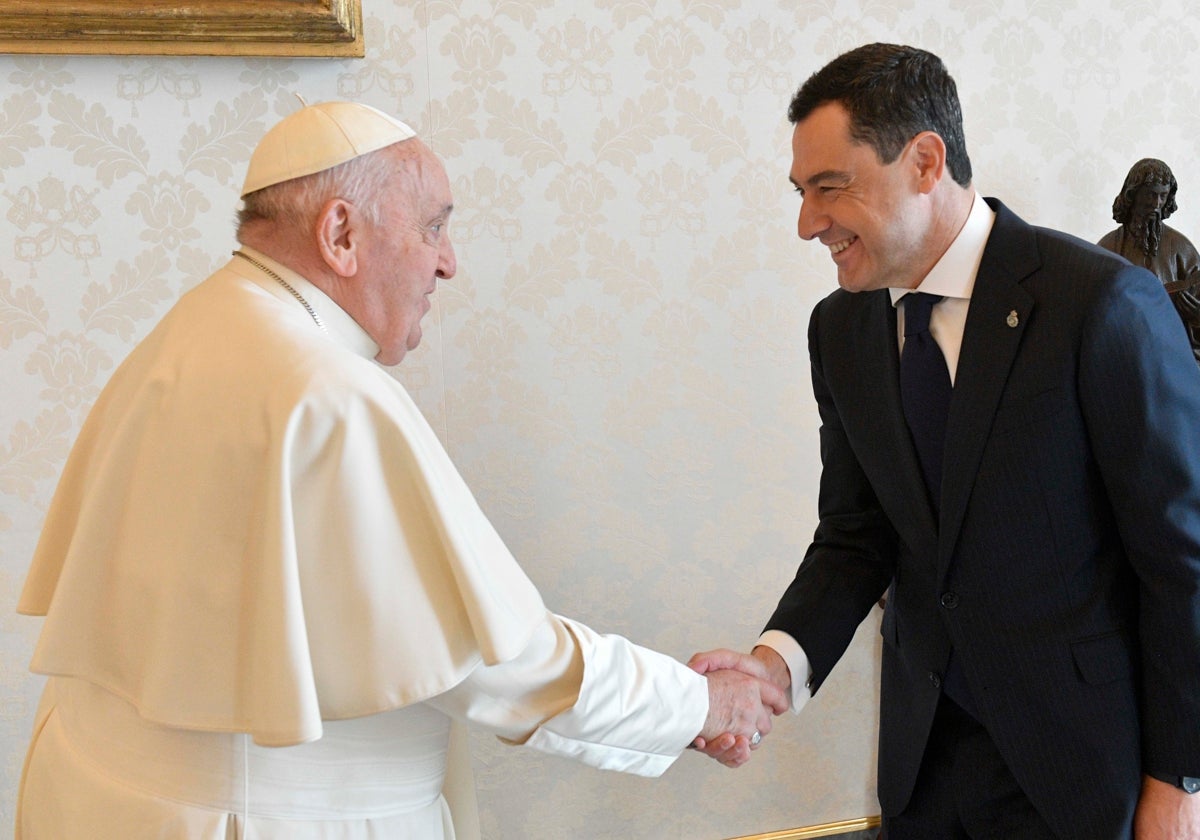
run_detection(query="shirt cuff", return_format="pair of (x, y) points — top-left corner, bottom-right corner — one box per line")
(525, 616), (709, 777)
(757, 630), (813, 714)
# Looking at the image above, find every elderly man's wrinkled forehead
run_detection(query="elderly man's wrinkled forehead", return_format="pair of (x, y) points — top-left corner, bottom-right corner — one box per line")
(383, 139), (453, 214)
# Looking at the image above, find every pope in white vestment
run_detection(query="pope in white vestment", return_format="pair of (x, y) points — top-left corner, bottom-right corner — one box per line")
(15, 102), (777, 839)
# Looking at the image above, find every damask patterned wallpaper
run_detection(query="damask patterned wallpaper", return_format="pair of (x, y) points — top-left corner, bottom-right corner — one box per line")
(2, 0), (1198, 837)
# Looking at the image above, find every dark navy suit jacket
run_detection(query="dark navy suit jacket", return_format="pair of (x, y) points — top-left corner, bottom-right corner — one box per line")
(766, 198), (1200, 839)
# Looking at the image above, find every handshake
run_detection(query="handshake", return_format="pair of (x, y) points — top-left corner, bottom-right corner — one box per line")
(688, 646), (791, 768)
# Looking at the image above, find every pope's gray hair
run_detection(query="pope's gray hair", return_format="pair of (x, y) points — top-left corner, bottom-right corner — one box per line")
(235, 140), (411, 236)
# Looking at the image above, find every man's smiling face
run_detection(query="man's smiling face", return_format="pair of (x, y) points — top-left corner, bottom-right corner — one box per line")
(789, 101), (933, 293)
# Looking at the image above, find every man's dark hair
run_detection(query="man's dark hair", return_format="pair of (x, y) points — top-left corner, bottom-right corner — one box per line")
(788, 43), (972, 187)
(1112, 158), (1178, 224)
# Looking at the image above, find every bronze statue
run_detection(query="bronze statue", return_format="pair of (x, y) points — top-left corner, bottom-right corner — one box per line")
(1099, 158), (1200, 362)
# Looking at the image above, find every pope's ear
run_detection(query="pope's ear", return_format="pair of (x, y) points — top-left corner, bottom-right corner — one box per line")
(315, 198), (359, 277)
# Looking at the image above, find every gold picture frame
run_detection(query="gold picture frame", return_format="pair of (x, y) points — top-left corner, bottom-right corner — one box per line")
(0, 0), (363, 57)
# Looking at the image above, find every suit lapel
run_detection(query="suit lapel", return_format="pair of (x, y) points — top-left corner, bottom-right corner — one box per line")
(938, 201), (1039, 575)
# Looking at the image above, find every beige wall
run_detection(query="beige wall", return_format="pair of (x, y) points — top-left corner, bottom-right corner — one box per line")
(2, 1), (1199, 837)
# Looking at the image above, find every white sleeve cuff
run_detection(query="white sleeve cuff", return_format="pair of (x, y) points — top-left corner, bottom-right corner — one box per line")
(756, 630), (813, 714)
(431, 613), (707, 777)
(525, 616), (708, 777)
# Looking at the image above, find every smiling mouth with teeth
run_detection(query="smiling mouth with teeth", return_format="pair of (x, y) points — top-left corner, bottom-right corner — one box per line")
(829, 236), (857, 254)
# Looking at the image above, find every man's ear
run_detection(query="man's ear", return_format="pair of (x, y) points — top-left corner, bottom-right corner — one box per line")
(910, 131), (947, 195)
(315, 198), (360, 277)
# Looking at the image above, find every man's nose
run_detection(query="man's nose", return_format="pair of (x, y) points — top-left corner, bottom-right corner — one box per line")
(437, 237), (456, 279)
(797, 199), (827, 241)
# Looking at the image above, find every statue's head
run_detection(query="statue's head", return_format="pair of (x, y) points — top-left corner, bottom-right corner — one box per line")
(1112, 158), (1178, 225)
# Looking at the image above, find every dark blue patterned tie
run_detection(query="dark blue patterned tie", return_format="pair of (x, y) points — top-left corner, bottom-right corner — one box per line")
(900, 292), (951, 512)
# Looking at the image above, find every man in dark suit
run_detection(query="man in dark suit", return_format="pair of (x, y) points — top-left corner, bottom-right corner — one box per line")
(691, 43), (1200, 838)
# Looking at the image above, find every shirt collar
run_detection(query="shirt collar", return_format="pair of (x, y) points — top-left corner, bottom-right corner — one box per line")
(236, 245), (381, 361)
(890, 191), (996, 307)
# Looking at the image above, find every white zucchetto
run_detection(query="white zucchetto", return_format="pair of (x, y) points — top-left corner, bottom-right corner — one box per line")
(241, 101), (417, 197)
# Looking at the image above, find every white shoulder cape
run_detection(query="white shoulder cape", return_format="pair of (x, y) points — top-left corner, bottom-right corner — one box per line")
(20, 256), (546, 747)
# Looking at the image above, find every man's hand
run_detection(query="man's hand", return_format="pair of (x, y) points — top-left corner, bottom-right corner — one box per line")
(687, 647), (791, 767)
(1135, 775), (1200, 839)
(694, 667), (787, 767)
(689, 646), (792, 695)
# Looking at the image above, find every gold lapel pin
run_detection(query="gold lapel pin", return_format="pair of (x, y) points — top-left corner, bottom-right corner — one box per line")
(1006, 310), (1019, 328)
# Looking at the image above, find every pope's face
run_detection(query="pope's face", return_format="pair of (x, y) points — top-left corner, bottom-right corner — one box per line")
(359, 142), (457, 366)
(789, 102), (932, 293)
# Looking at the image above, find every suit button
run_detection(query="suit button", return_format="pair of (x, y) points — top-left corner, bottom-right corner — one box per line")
(929, 672), (942, 688)
(940, 591), (959, 609)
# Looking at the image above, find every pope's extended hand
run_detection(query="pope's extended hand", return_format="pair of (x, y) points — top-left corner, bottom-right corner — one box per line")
(690, 648), (789, 767)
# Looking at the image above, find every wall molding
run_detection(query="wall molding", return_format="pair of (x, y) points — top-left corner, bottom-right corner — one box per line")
(730, 816), (881, 840)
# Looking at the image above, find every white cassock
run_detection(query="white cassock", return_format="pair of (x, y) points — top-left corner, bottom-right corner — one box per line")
(16, 248), (708, 839)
